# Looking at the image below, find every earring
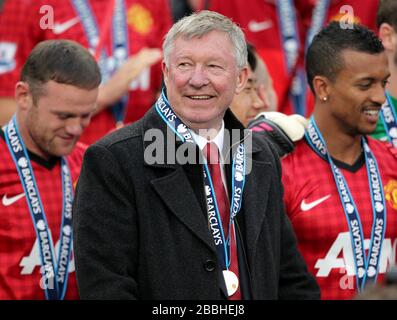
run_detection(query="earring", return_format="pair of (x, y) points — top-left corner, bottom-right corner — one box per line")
(322, 96), (328, 102)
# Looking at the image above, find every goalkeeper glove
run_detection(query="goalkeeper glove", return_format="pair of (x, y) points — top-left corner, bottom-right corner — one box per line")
(248, 112), (308, 157)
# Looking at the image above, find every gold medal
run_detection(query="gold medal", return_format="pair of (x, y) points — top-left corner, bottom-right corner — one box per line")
(223, 270), (239, 297)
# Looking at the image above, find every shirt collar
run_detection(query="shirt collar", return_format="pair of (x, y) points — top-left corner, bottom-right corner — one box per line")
(190, 120), (225, 152)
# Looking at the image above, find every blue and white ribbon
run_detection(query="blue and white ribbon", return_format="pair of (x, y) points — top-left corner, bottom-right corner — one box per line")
(380, 92), (397, 147)
(71, 0), (129, 123)
(5, 116), (73, 300)
(305, 117), (387, 291)
(155, 90), (246, 270)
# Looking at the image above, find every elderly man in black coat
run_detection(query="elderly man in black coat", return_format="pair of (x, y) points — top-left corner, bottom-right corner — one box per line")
(73, 10), (320, 300)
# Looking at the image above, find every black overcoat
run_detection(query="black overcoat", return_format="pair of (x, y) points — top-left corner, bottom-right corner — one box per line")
(73, 107), (320, 300)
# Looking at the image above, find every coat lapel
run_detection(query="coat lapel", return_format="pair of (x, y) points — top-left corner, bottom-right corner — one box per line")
(241, 158), (272, 268)
(143, 107), (216, 252)
(150, 166), (216, 252)
(222, 109), (271, 266)
(221, 111), (273, 273)
(142, 105), (272, 260)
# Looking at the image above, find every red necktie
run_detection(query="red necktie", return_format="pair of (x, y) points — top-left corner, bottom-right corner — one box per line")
(204, 142), (241, 300)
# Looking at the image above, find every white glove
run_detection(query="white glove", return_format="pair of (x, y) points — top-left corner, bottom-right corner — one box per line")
(254, 111), (308, 142)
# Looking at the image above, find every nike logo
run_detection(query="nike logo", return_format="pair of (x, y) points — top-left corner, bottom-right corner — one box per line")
(53, 17), (80, 35)
(248, 19), (273, 33)
(2, 193), (25, 206)
(300, 195), (331, 211)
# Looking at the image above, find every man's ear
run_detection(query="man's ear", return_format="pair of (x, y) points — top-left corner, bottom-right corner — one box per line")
(162, 60), (170, 88)
(312, 75), (331, 101)
(379, 23), (397, 52)
(15, 81), (33, 111)
(235, 66), (249, 94)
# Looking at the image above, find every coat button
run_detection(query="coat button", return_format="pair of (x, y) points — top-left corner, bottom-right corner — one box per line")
(204, 260), (216, 272)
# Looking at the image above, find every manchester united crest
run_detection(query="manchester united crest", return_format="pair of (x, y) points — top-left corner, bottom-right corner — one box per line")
(385, 180), (397, 210)
(127, 4), (153, 35)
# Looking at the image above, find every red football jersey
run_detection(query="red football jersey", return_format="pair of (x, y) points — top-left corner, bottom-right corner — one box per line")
(209, 0), (379, 117)
(0, 0), (172, 144)
(0, 134), (86, 300)
(0, 0), (29, 92)
(296, 0), (378, 32)
(282, 138), (397, 300)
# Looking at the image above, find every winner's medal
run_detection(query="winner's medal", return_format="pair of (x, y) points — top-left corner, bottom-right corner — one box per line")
(223, 270), (239, 297)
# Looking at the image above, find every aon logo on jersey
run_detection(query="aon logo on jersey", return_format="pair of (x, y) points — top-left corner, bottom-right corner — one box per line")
(19, 238), (75, 275)
(315, 232), (397, 277)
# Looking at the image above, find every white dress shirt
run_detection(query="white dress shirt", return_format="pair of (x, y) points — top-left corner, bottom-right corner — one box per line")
(190, 121), (229, 197)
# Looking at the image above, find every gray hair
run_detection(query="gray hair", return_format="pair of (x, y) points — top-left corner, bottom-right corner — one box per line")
(163, 10), (247, 70)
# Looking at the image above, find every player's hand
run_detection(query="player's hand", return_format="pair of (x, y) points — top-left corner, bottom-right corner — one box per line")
(96, 48), (162, 113)
(120, 48), (162, 83)
(251, 112), (308, 141)
(248, 112), (308, 157)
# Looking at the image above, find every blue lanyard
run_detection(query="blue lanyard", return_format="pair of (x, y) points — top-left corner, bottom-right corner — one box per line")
(305, 117), (387, 292)
(304, 0), (330, 52)
(155, 91), (246, 270)
(71, 0), (129, 123)
(380, 92), (397, 147)
(276, 0), (330, 115)
(5, 116), (73, 300)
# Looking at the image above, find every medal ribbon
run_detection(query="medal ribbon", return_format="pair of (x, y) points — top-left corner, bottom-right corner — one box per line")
(155, 90), (246, 270)
(71, 0), (129, 123)
(380, 92), (397, 147)
(5, 116), (73, 300)
(276, 0), (330, 115)
(305, 117), (387, 291)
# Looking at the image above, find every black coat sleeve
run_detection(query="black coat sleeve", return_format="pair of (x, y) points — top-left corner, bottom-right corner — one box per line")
(278, 208), (321, 299)
(73, 144), (138, 299)
(268, 140), (321, 300)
